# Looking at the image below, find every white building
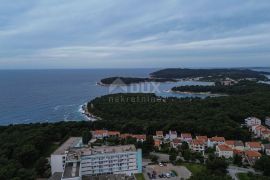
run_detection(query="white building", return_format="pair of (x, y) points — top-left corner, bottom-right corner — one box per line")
(207, 136), (225, 148)
(165, 130), (177, 141)
(266, 117), (270, 127)
(190, 139), (205, 155)
(245, 142), (262, 152)
(50, 137), (142, 180)
(181, 133), (192, 142)
(262, 144), (270, 155)
(245, 117), (261, 127)
(216, 144), (233, 159)
(51, 137), (83, 175)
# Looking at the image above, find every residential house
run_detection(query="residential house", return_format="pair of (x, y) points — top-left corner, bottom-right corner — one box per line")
(154, 139), (162, 149)
(92, 130), (109, 139)
(190, 139), (205, 155)
(261, 129), (270, 140)
(262, 144), (270, 155)
(181, 133), (192, 142)
(155, 131), (164, 139)
(165, 130), (178, 141)
(253, 125), (268, 138)
(245, 142), (262, 152)
(216, 144), (234, 159)
(245, 117), (261, 127)
(108, 131), (120, 137)
(245, 151), (261, 165)
(132, 134), (147, 142)
(208, 136), (225, 148)
(225, 140), (245, 151)
(196, 136), (208, 147)
(171, 138), (182, 149)
(266, 117), (270, 127)
(120, 134), (146, 142)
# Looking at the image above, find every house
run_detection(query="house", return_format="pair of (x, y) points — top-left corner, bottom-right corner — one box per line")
(225, 140), (244, 151)
(165, 130), (178, 141)
(154, 139), (162, 149)
(190, 139), (205, 155)
(132, 134), (147, 142)
(261, 129), (270, 140)
(181, 133), (192, 142)
(245, 142), (262, 152)
(262, 144), (270, 155)
(216, 144), (234, 159)
(92, 130), (109, 139)
(253, 125), (268, 138)
(208, 136), (225, 148)
(234, 141), (245, 151)
(196, 136), (208, 147)
(155, 131), (164, 139)
(108, 131), (120, 137)
(245, 151), (261, 165)
(92, 130), (120, 139)
(225, 140), (235, 149)
(120, 134), (146, 142)
(245, 117), (261, 127)
(171, 138), (182, 149)
(266, 117), (270, 127)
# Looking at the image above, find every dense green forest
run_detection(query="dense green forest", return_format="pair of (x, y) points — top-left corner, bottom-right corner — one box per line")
(172, 81), (270, 95)
(88, 81), (270, 141)
(0, 122), (93, 180)
(150, 68), (269, 81)
(100, 76), (176, 85)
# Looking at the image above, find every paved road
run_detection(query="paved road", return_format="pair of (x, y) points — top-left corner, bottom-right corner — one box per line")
(227, 166), (260, 180)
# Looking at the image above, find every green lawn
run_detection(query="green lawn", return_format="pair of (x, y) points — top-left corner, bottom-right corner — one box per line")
(237, 173), (250, 180)
(237, 173), (270, 180)
(182, 163), (206, 175)
(134, 173), (145, 180)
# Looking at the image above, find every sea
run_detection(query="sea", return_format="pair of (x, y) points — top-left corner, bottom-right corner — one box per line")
(0, 68), (269, 125)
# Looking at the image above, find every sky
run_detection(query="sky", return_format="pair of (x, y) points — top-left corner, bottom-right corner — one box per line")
(1, 0), (270, 69)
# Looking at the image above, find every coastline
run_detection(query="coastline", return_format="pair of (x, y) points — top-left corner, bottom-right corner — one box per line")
(169, 89), (227, 97)
(79, 103), (101, 121)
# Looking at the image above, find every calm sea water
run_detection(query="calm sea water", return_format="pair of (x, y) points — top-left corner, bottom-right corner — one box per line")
(0, 68), (269, 125)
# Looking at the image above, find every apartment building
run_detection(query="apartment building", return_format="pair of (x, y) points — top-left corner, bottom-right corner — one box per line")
(50, 137), (142, 180)
(207, 136), (225, 147)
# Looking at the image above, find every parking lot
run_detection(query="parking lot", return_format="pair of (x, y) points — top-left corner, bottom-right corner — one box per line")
(143, 163), (191, 180)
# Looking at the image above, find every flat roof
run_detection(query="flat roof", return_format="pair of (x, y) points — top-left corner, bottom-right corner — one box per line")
(52, 137), (82, 155)
(62, 162), (80, 179)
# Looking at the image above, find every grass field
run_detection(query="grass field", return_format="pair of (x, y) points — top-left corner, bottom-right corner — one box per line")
(134, 173), (145, 180)
(182, 163), (206, 175)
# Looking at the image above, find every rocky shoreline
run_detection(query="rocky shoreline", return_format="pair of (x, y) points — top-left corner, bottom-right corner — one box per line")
(80, 103), (101, 121)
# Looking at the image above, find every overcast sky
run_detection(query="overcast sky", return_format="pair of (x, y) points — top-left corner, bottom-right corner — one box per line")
(1, 0), (270, 69)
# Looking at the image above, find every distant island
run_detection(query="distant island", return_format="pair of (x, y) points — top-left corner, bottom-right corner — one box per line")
(99, 76), (177, 85)
(99, 68), (270, 85)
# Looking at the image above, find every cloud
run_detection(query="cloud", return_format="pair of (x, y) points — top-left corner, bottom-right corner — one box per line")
(1, 0), (270, 68)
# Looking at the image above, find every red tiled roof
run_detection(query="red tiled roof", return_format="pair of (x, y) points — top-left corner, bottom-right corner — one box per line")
(156, 131), (163, 136)
(246, 142), (261, 148)
(133, 134), (146, 140)
(196, 136), (208, 142)
(192, 139), (204, 145)
(245, 150), (262, 158)
(172, 138), (181, 144)
(108, 131), (120, 136)
(233, 149), (244, 155)
(94, 130), (108, 135)
(211, 136), (225, 142)
(217, 144), (233, 151)
(225, 140), (235, 146)
(181, 133), (192, 138)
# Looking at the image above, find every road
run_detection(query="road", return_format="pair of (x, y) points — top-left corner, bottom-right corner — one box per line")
(227, 165), (260, 180)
